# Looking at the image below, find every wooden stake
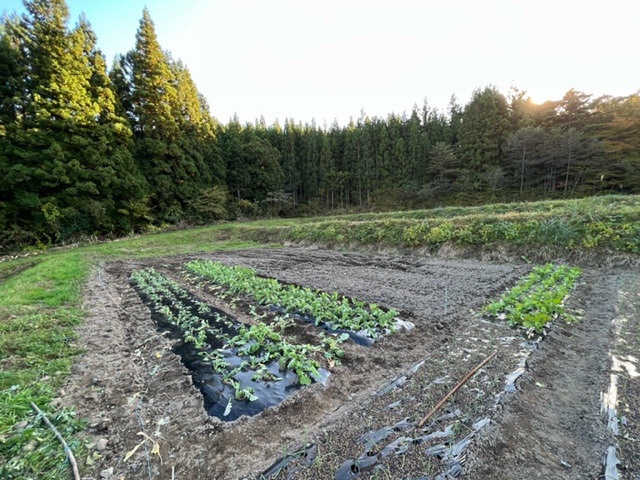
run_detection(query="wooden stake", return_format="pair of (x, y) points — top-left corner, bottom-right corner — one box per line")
(417, 351), (497, 428)
(30, 402), (81, 480)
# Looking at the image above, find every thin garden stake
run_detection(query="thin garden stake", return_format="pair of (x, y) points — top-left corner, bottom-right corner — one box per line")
(30, 402), (81, 480)
(443, 283), (448, 321)
(417, 351), (497, 429)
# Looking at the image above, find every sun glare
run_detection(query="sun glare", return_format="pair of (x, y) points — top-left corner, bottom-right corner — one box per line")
(526, 91), (557, 105)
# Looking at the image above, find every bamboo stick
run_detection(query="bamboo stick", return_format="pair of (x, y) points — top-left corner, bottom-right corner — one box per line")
(30, 402), (81, 480)
(417, 351), (497, 428)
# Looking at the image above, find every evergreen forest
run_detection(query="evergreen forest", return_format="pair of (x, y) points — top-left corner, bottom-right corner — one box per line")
(1, 0), (639, 251)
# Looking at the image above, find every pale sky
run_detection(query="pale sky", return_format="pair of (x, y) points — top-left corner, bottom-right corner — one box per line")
(3, 0), (640, 126)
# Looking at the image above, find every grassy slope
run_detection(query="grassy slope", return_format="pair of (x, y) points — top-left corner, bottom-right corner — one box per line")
(0, 194), (638, 478)
(236, 194), (640, 254)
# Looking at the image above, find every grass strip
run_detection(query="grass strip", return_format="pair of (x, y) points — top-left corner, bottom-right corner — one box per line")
(0, 253), (88, 479)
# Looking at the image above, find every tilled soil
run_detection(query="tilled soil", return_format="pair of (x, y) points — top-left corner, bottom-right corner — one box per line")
(464, 271), (617, 479)
(57, 247), (635, 479)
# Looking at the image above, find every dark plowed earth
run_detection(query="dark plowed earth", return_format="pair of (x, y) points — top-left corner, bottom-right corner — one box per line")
(57, 247), (632, 480)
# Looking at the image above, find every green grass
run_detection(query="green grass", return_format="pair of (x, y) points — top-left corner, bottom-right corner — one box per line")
(0, 256), (39, 285)
(77, 229), (263, 258)
(0, 254), (88, 479)
(295, 194), (640, 222)
(0, 193), (638, 478)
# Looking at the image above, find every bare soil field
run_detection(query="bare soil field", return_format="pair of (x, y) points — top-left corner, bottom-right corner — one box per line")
(58, 247), (637, 479)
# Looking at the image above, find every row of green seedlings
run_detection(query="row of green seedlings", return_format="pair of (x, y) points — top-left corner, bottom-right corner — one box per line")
(130, 268), (347, 402)
(483, 263), (581, 333)
(184, 260), (399, 338)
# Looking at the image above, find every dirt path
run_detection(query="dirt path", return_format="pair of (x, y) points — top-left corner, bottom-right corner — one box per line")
(57, 248), (633, 479)
(610, 273), (640, 479)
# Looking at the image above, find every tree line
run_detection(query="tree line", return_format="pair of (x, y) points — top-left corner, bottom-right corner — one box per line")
(1, 0), (639, 250)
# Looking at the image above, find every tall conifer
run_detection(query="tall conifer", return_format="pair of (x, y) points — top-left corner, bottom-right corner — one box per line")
(0, 0), (147, 246)
(121, 8), (223, 221)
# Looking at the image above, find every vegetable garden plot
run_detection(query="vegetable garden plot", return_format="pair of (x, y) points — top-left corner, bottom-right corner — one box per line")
(66, 250), (620, 480)
(184, 260), (412, 344)
(130, 268), (344, 421)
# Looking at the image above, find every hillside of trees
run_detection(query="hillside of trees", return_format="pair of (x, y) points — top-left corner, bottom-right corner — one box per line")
(1, 0), (639, 251)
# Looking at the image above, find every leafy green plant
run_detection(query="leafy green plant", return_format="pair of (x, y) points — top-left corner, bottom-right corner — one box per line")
(130, 268), (349, 402)
(185, 260), (399, 337)
(224, 318), (348, 386)
(483, 263), (581, 332)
